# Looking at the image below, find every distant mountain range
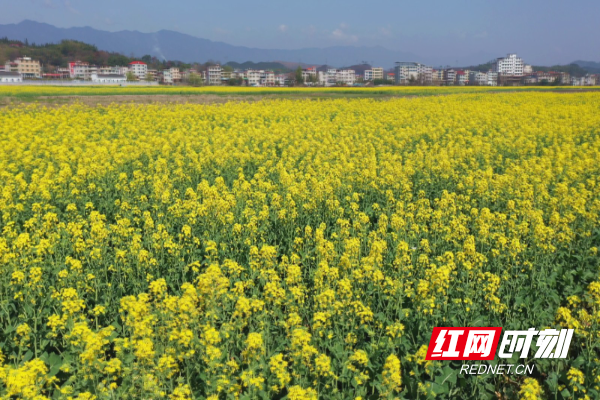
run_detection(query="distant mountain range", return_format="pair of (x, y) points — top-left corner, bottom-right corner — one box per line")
(0, 20), (422, 68)
(0, 20), (597, 70)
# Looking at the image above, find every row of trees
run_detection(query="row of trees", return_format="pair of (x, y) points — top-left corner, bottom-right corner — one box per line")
(0, 39), (203, 75)
(0, 39), (132, 68)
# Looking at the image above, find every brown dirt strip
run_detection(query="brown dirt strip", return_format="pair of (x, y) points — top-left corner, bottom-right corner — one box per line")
(0, 89), (597, 108)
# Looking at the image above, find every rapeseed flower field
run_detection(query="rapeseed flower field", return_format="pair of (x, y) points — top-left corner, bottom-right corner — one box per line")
(0, 85), (594, 99)
(0, 92), (599, 399)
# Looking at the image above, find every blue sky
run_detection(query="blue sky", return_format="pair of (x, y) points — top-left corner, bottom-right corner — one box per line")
(2, 0), (599, 65)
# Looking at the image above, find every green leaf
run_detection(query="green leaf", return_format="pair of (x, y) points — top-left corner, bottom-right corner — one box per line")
(441, 366), (457, 385)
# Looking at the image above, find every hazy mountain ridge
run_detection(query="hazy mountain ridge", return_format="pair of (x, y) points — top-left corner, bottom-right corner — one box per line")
(0, 21), (596, 69)
(572, 60), (600, 74)
(0, 20), (421, 67)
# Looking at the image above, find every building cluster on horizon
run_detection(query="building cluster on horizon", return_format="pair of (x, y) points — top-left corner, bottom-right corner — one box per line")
(391, 54), (599, 86)
(1, 53), (599, 87)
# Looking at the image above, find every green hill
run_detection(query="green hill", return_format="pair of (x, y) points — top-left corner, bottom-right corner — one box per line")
(0, 37), (192, 71)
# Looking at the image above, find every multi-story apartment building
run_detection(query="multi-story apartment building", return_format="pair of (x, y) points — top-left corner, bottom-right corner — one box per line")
(11, 56), (41, 78)
(386, 73), (395, 82)
(301, 67), (317, 84)
(275, 73), (290, 86)
(492, 54), (525, 76)
(523, 71), (571, 85)
(5, 57), (41, 78)
(584, 74), (597, 86)
(145, 69), (158, 81)
(99, 66), (128, 75)
(455, 70), (468, 85)
(371, 67), (384, 81)
(207, 65), (223, 85)
(68, 61), (97, 80)
(318, 69), (337, 86)
(335, 69), (356, 86)
(246, 69), (261, 86)
(432, 69), (444, 85)
(161, 70), (173, 84)
(571, 76), (585, 86)
(242, 69), (276, 86)
(394, 62), (433, 85)
(4, 62), (18, 73)
(486, 71), (498, 86)
(163, 67), (181, 83)
(364, 67), (384, 81)
(56, 68), (71, 79)
(221, 71), (233, 83)
(261, 70), (275, 86)
(468, 71), (487, 85)
(128, 61), (148, 80)
(444, 69), (456, 85)
(560, 72), (571, 85)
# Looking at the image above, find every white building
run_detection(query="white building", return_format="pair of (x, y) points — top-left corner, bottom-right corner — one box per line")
(4, 62), (18, 73)
(394, 62), (433, 84)
(301, 67), (318, 84)
(444, 69), (456, 85)
(0, 71), (23, 83)
(246, 69), (261, 86)
(91, 73), (126, 84)
(318, 69), (337, 86)
(486, 71), (498, 86)
(261, 70), (275, 86)
(69, 61), (97, 80)
(492, 54), (525, 76)
(468, 71), (487, 85)
(99, 66), (129, 76)
(207, 65), (223, 85)
(455, 71), (468, 85)
(364, 67), (384, 81)
(128, 61), (148, 80)
(318, 69), (355, 86)
(335, 69), (356, 85)
(584, 75), (597, 86)
(162, 70), (173, 84)
(275, 74), (288, 86)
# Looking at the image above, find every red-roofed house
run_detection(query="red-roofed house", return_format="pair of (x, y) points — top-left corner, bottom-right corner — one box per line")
(129, 61), (147, 80)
